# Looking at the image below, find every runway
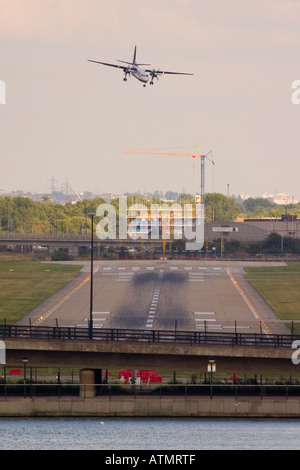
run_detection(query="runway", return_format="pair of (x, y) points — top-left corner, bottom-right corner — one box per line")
(25, 260), (288, 336)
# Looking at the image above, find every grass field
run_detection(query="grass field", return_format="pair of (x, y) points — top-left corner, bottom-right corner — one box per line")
(0, 260), (83, 324)
(244, 261), (300, 333)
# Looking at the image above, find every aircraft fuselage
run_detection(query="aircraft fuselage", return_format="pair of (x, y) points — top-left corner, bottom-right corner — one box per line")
(131, 66), (149, 84)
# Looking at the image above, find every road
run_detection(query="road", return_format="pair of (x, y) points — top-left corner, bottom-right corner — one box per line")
(20, 260), (288, 336)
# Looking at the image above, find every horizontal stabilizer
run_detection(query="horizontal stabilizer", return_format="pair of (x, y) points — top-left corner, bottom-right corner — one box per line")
(117, 60), (151, 66)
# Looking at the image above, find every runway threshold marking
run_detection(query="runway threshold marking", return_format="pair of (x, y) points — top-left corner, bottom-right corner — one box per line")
(116, 271), (134, 282)
(226, 266), (272, 336)
(194, 312), (215, 315)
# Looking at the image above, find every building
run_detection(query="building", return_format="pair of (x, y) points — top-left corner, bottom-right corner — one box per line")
(205, 214), (300, 243)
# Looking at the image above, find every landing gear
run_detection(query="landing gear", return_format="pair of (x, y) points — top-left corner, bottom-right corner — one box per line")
(123, 69), (130, 81)
(149, 71), (159, 86)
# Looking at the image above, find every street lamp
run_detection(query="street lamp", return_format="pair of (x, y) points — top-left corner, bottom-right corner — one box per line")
(207, 356), (216, 399)
(88, 213), (95, 339)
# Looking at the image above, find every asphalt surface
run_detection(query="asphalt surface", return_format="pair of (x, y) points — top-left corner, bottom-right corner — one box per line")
(22, 260), (289, 335)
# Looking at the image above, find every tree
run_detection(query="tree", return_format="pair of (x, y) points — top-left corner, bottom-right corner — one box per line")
(261, 233), (282, 254)
(204, 193), (241, 222)
(242, 197), (276, 212)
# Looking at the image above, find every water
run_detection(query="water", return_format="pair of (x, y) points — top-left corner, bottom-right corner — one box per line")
(0, 418), (300, 450)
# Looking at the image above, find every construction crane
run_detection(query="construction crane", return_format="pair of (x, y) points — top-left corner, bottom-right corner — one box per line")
(124, 146), (214, 203)
(66, 184), (84, 202)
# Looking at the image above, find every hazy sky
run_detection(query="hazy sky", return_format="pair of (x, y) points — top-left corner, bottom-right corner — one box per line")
(1, 0), (300, 199)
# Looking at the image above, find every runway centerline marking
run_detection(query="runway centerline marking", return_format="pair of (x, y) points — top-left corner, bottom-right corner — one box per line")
(146, 269), (164, 329)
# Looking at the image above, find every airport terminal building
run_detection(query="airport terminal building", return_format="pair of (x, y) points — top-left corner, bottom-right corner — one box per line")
(205, 214), (300, 243)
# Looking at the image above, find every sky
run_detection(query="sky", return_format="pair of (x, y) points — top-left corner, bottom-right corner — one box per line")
(1, 0), (300, 199)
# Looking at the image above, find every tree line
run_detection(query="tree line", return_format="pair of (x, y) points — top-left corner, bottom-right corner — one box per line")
(0, 192), (299, 235)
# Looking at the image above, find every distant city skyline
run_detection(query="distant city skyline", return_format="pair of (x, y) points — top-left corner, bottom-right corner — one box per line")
(1, 1), (300, 199)
(1, 183), (298, 206)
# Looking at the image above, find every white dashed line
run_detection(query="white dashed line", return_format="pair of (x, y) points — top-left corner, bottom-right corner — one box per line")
(145, 269), (164, 329)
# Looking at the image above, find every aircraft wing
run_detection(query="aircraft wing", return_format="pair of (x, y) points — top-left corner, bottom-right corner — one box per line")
(145, 68), (193, 76)
(88, 60), (129, 70)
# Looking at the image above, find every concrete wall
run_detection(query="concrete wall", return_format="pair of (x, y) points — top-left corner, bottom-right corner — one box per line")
(1, 396), (300, 418)
(6, 339), (298, 376)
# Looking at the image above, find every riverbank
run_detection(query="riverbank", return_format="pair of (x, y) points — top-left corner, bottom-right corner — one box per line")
(1, 395), (300, 418)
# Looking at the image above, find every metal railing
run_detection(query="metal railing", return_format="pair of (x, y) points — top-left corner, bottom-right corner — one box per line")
(1, 382), (300, 399)
(0, 324), (298, 348)
(0, 233), (91, 241)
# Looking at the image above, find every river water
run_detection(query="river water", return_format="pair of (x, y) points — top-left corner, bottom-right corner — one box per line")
(0, 418), (299, 450)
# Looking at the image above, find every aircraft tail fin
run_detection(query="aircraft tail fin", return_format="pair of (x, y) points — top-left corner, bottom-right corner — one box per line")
(133, 46), (137, 65)
(116, 46), (151, 67)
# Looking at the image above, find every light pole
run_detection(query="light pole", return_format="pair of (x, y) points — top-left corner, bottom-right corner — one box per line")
(207, 356), (216, 399)
(89, 213), (95, 339)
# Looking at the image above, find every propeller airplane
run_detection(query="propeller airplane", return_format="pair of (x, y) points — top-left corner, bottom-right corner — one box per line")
(88, 46), (193, 87)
